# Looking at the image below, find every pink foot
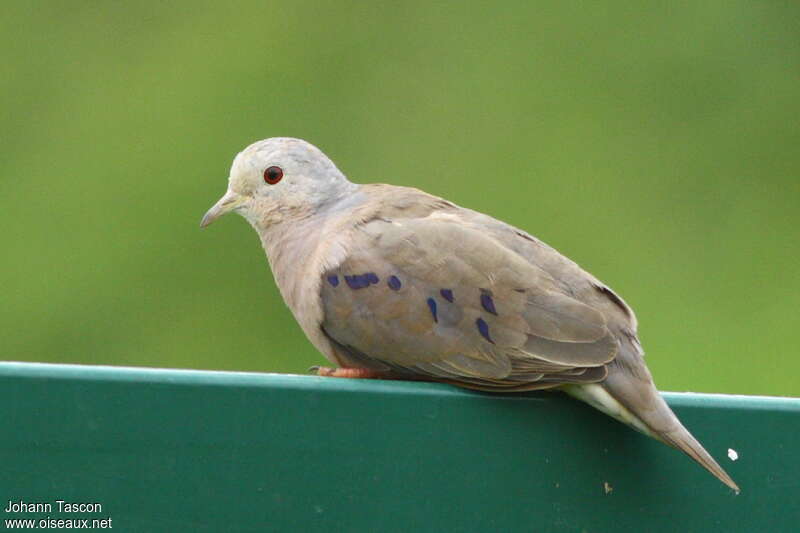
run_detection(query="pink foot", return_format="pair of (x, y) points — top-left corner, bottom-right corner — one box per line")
(309, 366), (388, 379)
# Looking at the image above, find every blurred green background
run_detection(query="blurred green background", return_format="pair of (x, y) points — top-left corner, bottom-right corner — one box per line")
(1, 2), (798, 396)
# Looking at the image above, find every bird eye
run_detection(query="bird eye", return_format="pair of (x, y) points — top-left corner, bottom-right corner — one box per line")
(263, 166), (283, 184)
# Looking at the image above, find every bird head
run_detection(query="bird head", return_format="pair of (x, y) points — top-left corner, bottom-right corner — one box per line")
(200, 137), (353, 230)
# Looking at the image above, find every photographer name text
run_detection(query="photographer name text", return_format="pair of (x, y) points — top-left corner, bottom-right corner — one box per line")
(5, 500), (102, 514)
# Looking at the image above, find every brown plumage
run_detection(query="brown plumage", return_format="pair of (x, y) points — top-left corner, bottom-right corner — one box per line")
(202, 137), (739, 493)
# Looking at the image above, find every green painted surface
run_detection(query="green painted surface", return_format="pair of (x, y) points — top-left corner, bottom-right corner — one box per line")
(1, 362), (797, 532)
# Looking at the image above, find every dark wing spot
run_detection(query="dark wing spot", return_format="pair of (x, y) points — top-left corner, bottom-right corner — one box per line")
(480, 290), (497, 315)
(366, 272), (379, 285)
(476, 318), (494, 344)
(345, 275), (370, 289)
(594, 284), (631, 318)
(427, 298), (438, 323)
(327, 275), (339, 287)
(387, 275), (402, 290)
(514, 230), (537, 243)
(440, 289), (454, 302)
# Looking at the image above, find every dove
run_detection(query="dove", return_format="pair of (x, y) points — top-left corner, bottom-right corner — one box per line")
(201, 137), (739, 493)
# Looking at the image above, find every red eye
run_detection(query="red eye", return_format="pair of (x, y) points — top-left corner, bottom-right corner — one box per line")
(263, 166), (283, 184)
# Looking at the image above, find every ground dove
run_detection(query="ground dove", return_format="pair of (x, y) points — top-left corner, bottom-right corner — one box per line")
(201, 137), (738, 492)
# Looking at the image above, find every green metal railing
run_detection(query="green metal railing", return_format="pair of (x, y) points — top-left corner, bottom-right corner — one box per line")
(1, 362), (797, 532)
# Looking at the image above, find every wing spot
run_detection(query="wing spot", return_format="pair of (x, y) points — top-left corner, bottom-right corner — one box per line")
(345, 273), (380, 289)
(480, 290), (497, 315)
(327, 275), (339, 287)
(515, 230), (536, 243)
(345, 274), (370, 289)
(476, 318), (494, 344)
(440, 289), (454, 302)
(387, 275), (402, 290)
(594, 284), (631, 317)
(427, 298), (438, 323)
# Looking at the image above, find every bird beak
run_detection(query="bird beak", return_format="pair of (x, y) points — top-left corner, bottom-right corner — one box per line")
(200, 190), (245, 228)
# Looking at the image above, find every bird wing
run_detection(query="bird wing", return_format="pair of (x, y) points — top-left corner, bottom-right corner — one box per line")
(319, 214), (618, 391)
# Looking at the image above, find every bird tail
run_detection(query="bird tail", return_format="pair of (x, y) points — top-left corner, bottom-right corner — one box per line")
(563, 365), (740, 493)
